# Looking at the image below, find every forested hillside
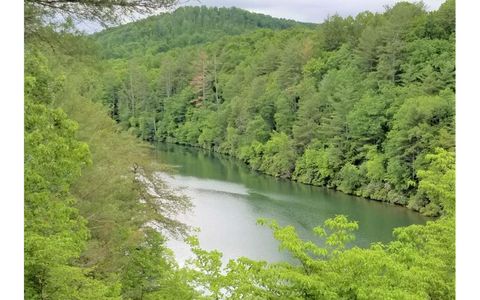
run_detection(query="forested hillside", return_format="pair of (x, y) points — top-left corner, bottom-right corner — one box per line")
(25, 0), (455, 299)
(95, 6), (308, 58)
(25, 39), (201, 299)
(96, 1), (455, 216)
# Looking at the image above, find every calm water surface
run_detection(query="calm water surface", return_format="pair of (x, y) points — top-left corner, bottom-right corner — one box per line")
(154, 143), (428, 264)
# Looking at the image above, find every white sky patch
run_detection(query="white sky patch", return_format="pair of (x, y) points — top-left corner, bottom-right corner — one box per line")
(79, 0), (447, 33)
(181, 0), (446, 23)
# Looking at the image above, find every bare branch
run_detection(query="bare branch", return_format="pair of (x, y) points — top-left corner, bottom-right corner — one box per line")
(26, 0), (179, 26)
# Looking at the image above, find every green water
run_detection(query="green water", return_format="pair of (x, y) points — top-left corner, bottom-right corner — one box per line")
(154, 143), (428, 263)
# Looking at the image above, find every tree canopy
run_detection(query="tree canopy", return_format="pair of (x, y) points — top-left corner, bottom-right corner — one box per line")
(95, 1), (455, 217)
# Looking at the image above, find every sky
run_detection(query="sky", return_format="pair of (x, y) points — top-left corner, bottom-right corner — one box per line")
(76, 0), (447, 33)
(177, 0), (446, 23)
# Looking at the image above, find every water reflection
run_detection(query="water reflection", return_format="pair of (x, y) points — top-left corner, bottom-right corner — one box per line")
(155, 143), (429, 264)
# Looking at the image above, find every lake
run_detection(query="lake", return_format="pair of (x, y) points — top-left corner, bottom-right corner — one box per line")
(154, 143), (428, 264)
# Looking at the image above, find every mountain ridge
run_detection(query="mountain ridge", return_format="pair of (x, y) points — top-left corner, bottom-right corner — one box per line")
(94, 6), (314, 59)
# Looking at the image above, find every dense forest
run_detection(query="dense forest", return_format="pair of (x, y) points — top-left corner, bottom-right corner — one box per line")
(24, 0), (455, 299)
(95, 6), (309, 59)
(95, 2), (455, 217)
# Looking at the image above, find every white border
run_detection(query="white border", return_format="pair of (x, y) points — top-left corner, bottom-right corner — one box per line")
(0, 1), (24, 299)
(456, 0), (480, 298)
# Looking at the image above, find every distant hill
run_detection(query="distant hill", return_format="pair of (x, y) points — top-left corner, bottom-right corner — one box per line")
(94, 6), (313, 58)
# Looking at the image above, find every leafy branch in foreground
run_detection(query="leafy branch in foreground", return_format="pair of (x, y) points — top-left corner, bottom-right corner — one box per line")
(185, 214), (454, 299)
(25, 45), (198, 299)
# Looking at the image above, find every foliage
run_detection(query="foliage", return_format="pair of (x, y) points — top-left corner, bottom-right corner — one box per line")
(25, 17), (196, 299)
(24, 56), (118, 298)
(185, 214), (455, 299)
(95, 6), (308, 59)
(412, 148), (455, 216)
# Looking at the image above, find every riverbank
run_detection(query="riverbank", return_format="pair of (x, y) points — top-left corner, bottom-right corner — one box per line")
(154, 142), (429, 263)
(156, 140), (430, 216)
